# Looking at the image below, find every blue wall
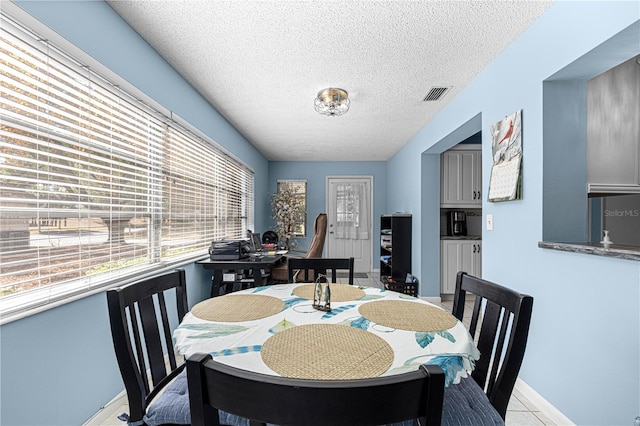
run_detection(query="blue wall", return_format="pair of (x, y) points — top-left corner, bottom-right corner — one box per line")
(419, 113), (483, 297)
(0, 262), (213, 425)
(542, 80), (588, 242)
(386, 2), (640, 424)
(268, 161), (387, 257)
(2, 1), (640, 425)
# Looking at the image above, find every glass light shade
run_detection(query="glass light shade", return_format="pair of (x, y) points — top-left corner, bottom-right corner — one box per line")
(314, 88), (350, 116)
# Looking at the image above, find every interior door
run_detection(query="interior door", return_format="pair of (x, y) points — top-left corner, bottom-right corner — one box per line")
(326, 176), (373, 273)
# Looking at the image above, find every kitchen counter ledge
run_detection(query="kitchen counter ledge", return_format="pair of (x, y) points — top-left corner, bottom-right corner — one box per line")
(538, 241), (640, 261)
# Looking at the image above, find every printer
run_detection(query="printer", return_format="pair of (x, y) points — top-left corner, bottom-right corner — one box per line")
(208, 239), (251, 260)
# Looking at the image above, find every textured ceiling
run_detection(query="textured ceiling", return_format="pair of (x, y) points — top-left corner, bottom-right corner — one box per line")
(107, 1), (552, 161)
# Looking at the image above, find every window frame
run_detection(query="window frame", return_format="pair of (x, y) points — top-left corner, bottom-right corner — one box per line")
(0, 8), (254, 324)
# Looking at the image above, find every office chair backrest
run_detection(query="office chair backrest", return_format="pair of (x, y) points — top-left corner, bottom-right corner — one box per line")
(187, 353), (444, 426)
(306, 212), (328, 258)
(288, 257), (355, 284)
(452, 271), (534, 419)
(107, 269), (188, 424)
(268, 213), (328, 283)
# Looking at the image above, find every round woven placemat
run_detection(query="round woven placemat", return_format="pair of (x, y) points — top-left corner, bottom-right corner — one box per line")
(191, 294), (285, 322)
(261, 324), (393, 380)
(292, 283), (365, 302)
(358, 300), (457, 332)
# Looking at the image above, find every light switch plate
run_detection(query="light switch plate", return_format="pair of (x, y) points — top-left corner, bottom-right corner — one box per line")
(486, 214), (494, 231)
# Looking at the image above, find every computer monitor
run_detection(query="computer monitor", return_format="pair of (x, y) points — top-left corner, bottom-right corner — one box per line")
(250, 232), (262, 252)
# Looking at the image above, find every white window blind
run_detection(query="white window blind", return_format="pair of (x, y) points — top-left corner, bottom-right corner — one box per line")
(0, 13), (254, 321)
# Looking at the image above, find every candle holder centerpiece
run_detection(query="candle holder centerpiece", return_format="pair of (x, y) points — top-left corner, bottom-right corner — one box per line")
(312, 274), (331, 312)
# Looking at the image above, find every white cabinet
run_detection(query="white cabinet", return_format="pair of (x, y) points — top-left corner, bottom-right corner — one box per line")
(441, 149), (482, 207)
(440, 240), (482, 294)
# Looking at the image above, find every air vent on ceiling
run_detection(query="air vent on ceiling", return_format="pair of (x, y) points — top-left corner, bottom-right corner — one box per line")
(422, 86), (451, 102)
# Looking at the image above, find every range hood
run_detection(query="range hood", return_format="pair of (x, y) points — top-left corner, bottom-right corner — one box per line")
(588, 183), (640, 197)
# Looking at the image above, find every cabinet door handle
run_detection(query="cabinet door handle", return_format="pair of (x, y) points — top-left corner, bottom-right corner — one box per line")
(477, 244), (480, 253)
(473, 191), (477, 200)
(473, 244), (476, 253)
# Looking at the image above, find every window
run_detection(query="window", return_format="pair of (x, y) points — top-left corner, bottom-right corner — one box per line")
(276, 180), (306, 237)
(0, 13), (254, 321)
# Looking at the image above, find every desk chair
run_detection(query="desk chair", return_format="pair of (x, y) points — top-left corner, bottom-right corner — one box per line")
(446, 271), (534, 420)
(187, 352), (445, 426)
(107, 269), (189, 426)
(288, 257), (355, 284)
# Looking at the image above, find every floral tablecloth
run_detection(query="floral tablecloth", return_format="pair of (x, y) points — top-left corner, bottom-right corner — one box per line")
(174, 283), (479, 386)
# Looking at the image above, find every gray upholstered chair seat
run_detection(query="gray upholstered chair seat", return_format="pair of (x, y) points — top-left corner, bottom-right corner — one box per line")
(442, 376), (505, 425)
(143, 369), (251, 426)
(143, 370), (503, 426)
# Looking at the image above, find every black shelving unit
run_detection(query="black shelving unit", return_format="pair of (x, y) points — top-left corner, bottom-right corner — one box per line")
(380, 214), (412, 292)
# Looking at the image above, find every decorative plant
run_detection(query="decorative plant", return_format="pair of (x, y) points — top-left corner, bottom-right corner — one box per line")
(270, 184), (306, 250)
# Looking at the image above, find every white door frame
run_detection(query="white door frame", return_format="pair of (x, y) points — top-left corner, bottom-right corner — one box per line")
(325, 175), (374, 272)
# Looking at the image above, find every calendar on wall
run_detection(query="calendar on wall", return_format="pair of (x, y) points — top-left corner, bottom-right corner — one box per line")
(488, 109), (523, 202)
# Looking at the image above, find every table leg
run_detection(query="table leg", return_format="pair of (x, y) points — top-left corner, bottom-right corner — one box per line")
(240, 268), (256, 290)
(211, 270), (223, 298)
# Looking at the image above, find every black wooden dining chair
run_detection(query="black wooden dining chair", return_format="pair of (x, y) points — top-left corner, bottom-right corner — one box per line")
(447, 271), (534, 420)
(287, 257), (355, 284)
(107, 269), (189, 426)
(187, 352), (445, 426)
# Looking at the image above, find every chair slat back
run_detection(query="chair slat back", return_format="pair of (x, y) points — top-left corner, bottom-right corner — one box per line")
(136, 293), (175, 386)
(107, 269), (188, 423)
(187, 353), (444, 426)
(452, 271), (533, 419)
(287, 257), (355, 284)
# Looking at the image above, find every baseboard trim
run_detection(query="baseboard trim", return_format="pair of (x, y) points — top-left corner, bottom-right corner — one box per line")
(515, 378), (575, 425)
(83, 389), (126, 425)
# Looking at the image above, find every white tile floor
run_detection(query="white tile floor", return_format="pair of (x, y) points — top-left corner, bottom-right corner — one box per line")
(86, 273), (555, 426)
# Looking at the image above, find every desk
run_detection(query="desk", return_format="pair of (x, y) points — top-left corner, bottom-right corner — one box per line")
(174, 283), (479, 386)
(197, 255), (284, 297)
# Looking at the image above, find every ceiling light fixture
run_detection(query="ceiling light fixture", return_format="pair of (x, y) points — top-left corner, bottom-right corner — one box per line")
(314, 88), (350, 116)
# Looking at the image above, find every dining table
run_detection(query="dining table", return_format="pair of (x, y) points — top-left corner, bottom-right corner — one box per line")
(173, 282), (480, 386)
